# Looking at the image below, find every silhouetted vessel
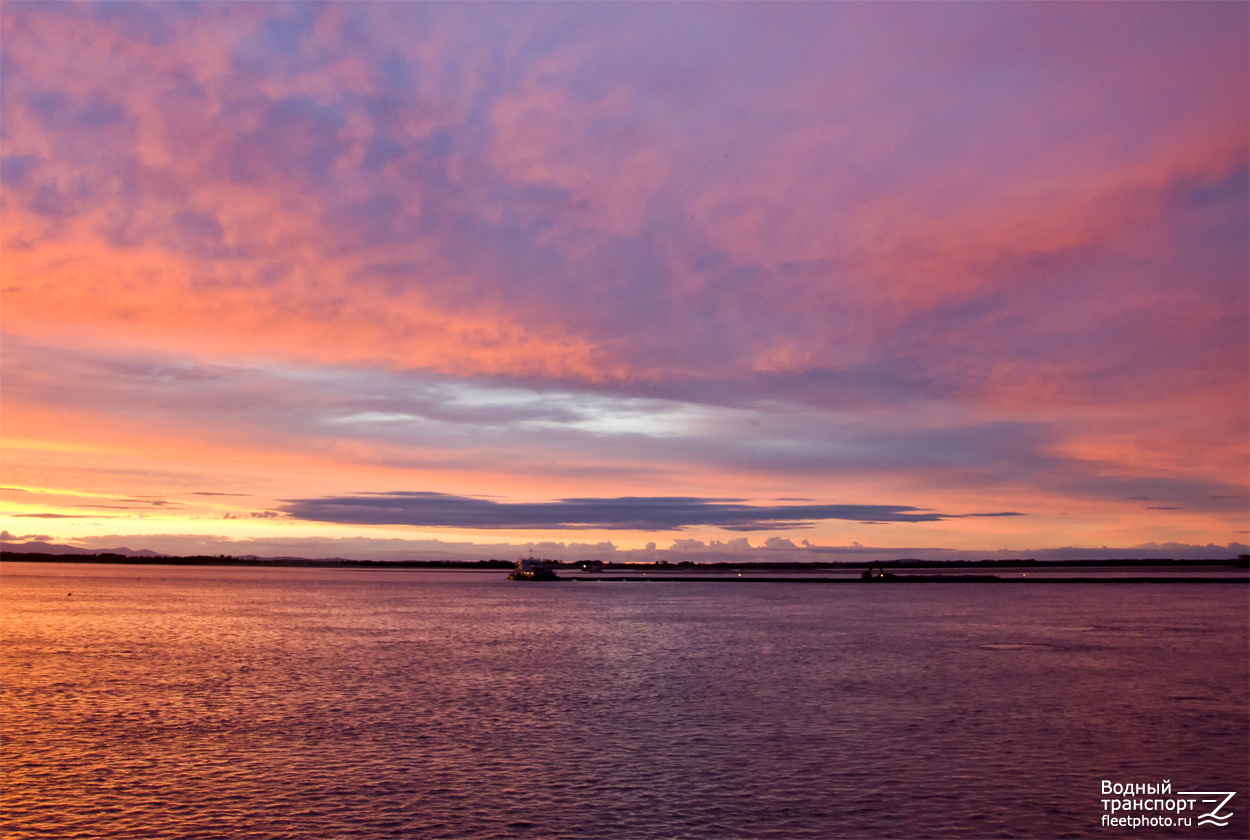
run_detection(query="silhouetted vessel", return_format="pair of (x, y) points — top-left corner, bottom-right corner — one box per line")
(509, 554), (558, 581)
(861, 562), (894, 581)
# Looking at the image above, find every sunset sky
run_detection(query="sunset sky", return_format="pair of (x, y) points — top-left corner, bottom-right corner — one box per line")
(2, 2), (1247, 562)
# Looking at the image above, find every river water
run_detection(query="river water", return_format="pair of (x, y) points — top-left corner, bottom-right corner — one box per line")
(2, 562), (1246, 839)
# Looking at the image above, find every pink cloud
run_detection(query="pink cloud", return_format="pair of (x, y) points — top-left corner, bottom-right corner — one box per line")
(1, 2), (1245, 548)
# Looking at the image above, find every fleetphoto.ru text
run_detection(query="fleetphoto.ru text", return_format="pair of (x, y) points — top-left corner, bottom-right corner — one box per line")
(1101, 780), (1236, 829)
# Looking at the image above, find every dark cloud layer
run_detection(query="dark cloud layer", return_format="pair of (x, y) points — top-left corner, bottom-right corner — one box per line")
(280, 491), (1022, 531)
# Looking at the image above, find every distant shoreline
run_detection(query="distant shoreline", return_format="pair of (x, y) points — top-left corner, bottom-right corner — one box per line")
(560, 574), (1248, 584)
(3, 551), (1246, 577)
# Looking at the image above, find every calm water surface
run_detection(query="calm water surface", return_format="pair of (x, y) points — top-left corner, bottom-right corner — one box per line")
(3, 563), (1246, 839)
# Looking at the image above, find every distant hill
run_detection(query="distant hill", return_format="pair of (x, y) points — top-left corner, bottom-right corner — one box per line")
(0, 540), (166, 558)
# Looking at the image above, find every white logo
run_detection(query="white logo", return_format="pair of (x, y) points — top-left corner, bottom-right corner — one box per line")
(1176, 791), (1237, 827)
(1100, 780), (1236, 829)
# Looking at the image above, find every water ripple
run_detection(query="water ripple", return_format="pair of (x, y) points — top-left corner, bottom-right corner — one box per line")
(2, 565), (1247, 838)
